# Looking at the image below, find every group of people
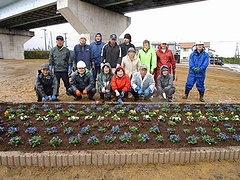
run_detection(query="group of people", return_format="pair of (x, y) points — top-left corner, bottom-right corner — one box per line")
(34, 33), (209, 103)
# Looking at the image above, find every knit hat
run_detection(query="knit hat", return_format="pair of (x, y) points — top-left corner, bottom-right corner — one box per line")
(124, 33), (131, 41)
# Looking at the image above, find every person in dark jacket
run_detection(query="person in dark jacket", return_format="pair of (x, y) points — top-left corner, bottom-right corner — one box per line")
(72, 34), (95, 71)
(34, 63), (58, 102)
(119, 33), (135, 57)
(90, 32), (106, 85)
(101, 34), (122, 72)
(157, 65), (175, 102)
(97, 63), (113, 101)
(182, 41), (209, 102)
(68, 61), (96, 101)
(49, 35), (71, 95)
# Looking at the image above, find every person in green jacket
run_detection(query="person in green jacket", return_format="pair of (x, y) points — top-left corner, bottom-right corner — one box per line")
(138, 40), (157, 74)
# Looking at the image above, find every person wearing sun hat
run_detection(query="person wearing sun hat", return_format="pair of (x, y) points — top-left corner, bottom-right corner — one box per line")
(130, 64), (156, 102)
(182, 41), (209, 102)
(120, 33), (135, 57)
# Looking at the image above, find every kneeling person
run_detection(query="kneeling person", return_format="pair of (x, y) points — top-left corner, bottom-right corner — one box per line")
(35, 63), (59, 102)
(68, 61), (96, 100)
(97, 63), (113, 101)
(157, 65), (175, 102)
(131, 64), (156, 101)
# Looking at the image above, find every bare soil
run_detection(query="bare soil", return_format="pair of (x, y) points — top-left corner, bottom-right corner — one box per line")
(0, 59), (240, 180)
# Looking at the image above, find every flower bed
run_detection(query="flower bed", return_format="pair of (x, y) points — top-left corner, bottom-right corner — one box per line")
(0, 103), (240, 152)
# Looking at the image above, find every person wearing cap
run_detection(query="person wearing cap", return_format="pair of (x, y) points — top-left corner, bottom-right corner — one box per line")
(72, 34), (95, 72)
(90, 32), (106, 86)
(34, 63), (59, 102)
(154, 41), (176, 87)
(157, 65), (175, 102)
(183, 41), (209, 102)
(111, 66), (130, 104)
(67, 61), (96, 101)
(97, 62), (113, 101)
(131, 64), (156, 101)
(138, 39), (157, 74)
(101, 34), (122, 72)
(121, 47), (140, 78)
(49, 35), (71, 95)
(119, 33), (135, 57)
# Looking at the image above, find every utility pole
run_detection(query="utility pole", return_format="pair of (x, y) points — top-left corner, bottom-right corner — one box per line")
(50, 31), (53, 49)
(234, 42), (239, 64)
(42, 29), (47, 51)
(63, 33), (67, 47)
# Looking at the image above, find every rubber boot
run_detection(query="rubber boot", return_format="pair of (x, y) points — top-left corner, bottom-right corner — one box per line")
(199, 91), (205, 102)
(182, 89), (190, 99)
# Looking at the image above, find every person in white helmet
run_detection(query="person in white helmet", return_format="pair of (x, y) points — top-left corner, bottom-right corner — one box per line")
(72, 34), (95, 72)
(67, 61), (96, 100)
(182, 41), (209, 102)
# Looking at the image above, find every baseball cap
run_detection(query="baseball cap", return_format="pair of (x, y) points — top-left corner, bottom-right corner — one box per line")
(110, 34), (117, 40)
(41, 63), (49, 70)
(56, 35), (64, 40)
(139, 64), (147, 70)
(128, 47), (136, 53)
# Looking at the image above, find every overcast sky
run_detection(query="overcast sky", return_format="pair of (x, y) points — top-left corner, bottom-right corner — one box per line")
(24, 0), (240, 57)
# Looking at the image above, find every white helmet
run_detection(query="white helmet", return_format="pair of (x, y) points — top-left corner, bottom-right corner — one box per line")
(77, 61), (86, 68)
(79, 34), (87, 40)
(195, 41), (204, 45)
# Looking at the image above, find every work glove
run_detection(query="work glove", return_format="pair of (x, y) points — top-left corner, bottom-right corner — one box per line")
(117, 98), (124, 104)
(51, 95), (57, 101)
(44, 95), (49, 101)
(173, 70), (176, 81)
(144, 87), (151, 97)
(162, 92), (167, 99)
(135, 86), (143, 95)
(75, 89), (81, 97)
(121, 90), (125, 97)
(100, 63), (104, 68)
(91, 62), (95, 70)
(83, 89), (88, 95)
(115, 90), (120, 97)
(68, 66), (72, 76)
(101, 87), (106, 93)
(49, 65), (53, 75)
(193, 67), (199, 73)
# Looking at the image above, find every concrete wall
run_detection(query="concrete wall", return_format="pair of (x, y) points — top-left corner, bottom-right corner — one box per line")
(0, 29), (34, 59)
(57, 0), (131, 42)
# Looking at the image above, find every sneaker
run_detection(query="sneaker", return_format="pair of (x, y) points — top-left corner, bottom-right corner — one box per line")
(37, 96), (42, 102)
(117, 98), (124, 104)
(168, 97), (173, 102)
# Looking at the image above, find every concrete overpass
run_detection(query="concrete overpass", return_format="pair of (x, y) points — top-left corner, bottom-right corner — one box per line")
(0, 0), (205, 59)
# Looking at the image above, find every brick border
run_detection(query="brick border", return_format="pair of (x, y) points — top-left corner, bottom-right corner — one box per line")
(0, 146), (239, 167)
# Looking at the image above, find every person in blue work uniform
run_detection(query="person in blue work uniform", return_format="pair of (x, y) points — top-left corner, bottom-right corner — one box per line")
(72, 34), (95, 72)
(182, 41), (209, 102)
(90, 32), (105, 85)
(49, 35), (72, 95)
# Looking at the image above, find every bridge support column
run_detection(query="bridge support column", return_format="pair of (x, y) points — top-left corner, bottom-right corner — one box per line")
(57, 0), (131, 42)
(0, 29), (34, 59)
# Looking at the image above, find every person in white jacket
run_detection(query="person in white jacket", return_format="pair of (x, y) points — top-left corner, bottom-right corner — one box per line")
(130, 64), (156, 101)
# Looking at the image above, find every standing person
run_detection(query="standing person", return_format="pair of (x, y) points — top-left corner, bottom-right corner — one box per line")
(154, 41), (176, 86)
(67, 61), (96, 101)
(34, 64), (58, 102)
(49, 35), (72, 95)
(119, 33), (135, 57)
(111, 66), (130, 104)
(90, 32), (105, 85)
(138, 39), (157, 74)
(182, 41), (209, 102)
(97, 63), (113, 101)
(72, 34), (95, 71)
(121, 47), (140, 78)
(157, 65), (175, 102)
(131, 65), (156, 102)
(101, 34), (122, 72)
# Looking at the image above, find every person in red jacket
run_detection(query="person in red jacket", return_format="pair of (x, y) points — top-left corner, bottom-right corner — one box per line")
(111, 66), (130, 104)
(154, 41), (176, 87)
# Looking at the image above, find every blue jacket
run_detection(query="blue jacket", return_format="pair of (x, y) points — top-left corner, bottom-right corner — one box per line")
(72, 44), (94, 70)
(189, 48), (209, 77)
(90, 33), (105, 65)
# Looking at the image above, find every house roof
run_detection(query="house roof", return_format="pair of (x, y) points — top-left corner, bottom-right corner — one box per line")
(180, 42), (210, 48)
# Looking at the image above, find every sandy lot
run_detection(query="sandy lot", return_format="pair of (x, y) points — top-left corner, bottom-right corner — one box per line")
(0, 59), (240, 180)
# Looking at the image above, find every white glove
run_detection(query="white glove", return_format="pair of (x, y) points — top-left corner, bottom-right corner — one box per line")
(163, 92), (166, 99)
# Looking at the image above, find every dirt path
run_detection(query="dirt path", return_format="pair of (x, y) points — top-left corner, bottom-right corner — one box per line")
(0, 59), (240, 179)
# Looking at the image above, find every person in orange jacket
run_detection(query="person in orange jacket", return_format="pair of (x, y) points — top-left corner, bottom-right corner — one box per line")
(111, 66), (130, 103)
(154, 41), (176, 87)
